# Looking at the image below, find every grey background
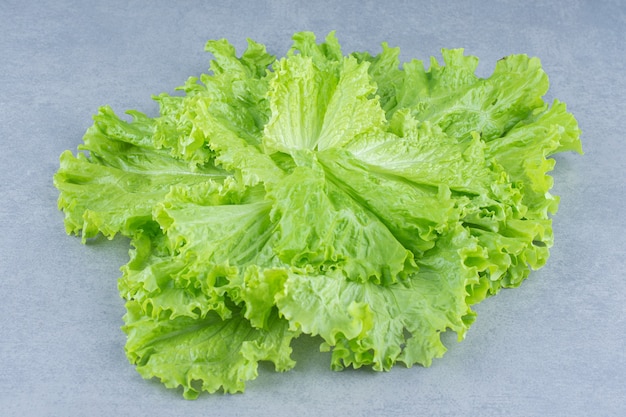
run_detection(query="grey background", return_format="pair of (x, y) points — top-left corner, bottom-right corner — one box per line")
(1, 0), (624, 416)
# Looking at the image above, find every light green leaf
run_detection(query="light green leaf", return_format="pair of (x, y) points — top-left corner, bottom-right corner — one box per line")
(54, 106), (226, 240)
(123, 306), (298, 399)
(263, 54), (384, 154)
(275, 226), (479, 371)
(266, 160), (416, 284)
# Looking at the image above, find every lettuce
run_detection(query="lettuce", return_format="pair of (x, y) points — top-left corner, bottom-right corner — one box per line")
(54, 31), (582, 398)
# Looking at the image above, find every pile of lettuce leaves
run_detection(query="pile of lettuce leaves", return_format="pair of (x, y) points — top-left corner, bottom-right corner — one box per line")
(54, 32), (582, 398)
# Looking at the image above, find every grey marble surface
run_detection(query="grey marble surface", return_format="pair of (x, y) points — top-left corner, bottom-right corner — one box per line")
(1, 1), (624, 416)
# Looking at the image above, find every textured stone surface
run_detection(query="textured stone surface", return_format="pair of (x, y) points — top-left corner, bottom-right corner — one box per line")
(1, 1), (624, 415)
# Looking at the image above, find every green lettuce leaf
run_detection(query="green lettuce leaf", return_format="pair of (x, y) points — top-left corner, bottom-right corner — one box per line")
(53, 106), (227, 240)
(123, 302), (298, 399)
(275, 225), (480, 371)
(54, 31), (582, 397)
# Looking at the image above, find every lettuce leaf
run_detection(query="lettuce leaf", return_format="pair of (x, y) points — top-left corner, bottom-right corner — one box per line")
(54, 31), (582, 397)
